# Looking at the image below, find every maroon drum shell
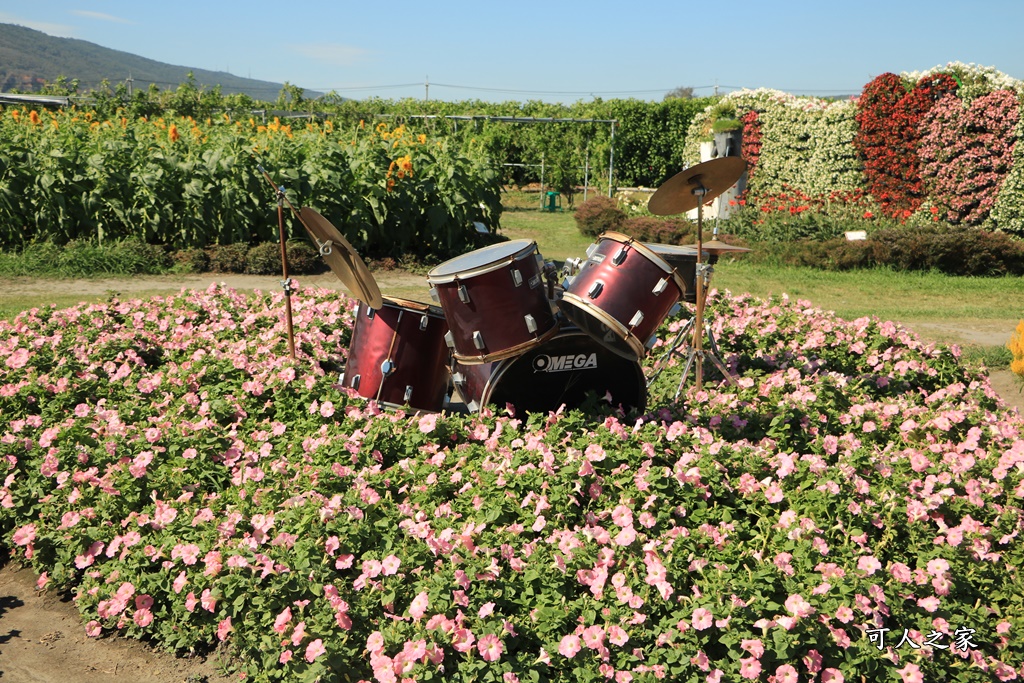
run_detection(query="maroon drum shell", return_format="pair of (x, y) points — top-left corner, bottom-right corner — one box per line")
(344, 297), (451, 412)
(558, 233), (684, 359)
(428, 240), (558, 364)
(644, 244), (716, 304)
(452, 329), (646, 415)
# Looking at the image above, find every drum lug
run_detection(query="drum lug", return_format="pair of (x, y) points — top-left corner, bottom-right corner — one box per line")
(669, 303), (682, 317)
(419, 314), (429, 331)
(588, 281), (604, 299)
(629, 311), (644, 328)
(458, 284), (471, 303)
(646, 335), (658, 350)
(366, 306), (375, 319)
(512, 269), (523, 287)
(586, 243), (598, 258)
(444, 331), (456, 349)
(562, 276), (574, 289)
(380, 360), (394, 377)
(467, 399), (480, 412)
(612, 247), (628, 266)
(452, 371), (466, 388)
(350, 374), (361, 390)
(472, 331), (486, 350)
(339, 372), (345, 386)
(429, 287), (439, 303)
(525, 314), (538, 334)
(404, 385), (414, 402)
(652, 278), (668, 295)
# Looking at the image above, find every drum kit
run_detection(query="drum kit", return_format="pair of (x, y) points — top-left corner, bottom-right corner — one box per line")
(272, 157), (749, 415)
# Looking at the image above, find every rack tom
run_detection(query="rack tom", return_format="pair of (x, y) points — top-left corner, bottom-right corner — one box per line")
(558, 232), (686, 359)
(427, 240), (558, 364)
(342, 297), (451, 412)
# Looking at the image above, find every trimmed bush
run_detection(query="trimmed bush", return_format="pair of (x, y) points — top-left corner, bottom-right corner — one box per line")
(171, 247), (210, 273)
(206, 243), (249, 273)
(573, 195), (626, 237)
(621, 215), (695, 245)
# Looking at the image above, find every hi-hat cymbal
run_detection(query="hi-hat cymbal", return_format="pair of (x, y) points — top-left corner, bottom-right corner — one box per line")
(684, 238), (752, 255)
(297, 207), (383, 309)
(648, 157), (747, 216)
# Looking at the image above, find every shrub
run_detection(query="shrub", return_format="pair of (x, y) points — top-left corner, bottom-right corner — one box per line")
(620, 215), (694, 245)
(171, 247), (210, 273)
(573, 195), (626, 237)
(206, 243), (249, 273)
(243, 241), (323, 275)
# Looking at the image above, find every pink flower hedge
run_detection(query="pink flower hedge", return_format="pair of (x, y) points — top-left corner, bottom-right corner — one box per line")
(1, 283), (1023, 682)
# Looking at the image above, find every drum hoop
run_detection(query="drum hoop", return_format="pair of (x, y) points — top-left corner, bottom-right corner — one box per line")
(452, 322), (561, 365)
(426, 240), (538, 284)
(597, 232), (688, 294)
(559, 293), (645, 359)
(381, 296), (445, 318)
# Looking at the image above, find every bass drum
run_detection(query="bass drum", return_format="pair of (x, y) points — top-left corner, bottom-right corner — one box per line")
(451, 329), (646, 415)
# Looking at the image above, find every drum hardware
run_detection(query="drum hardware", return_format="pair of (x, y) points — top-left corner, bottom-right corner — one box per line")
(646, 261), (737, 399)
(648, 157), (747, 391)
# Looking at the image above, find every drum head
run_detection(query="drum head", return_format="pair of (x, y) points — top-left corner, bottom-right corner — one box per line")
(482, 331), (646, 414)
(427, 240), (536, 282)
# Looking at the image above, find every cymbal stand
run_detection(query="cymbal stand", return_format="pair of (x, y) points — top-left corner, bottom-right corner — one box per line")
(257, 165), (298, 360)
(646, 183), (736, 398)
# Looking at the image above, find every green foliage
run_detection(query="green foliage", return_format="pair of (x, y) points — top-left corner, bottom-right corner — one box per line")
(0, 238), (170, 277)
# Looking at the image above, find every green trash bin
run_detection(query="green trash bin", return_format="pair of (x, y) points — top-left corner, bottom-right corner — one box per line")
(543, 190), (561, 212)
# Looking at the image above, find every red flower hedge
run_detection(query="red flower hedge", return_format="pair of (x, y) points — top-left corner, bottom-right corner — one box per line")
(740, 110), (762, 187)
(854, 73), (959, 219)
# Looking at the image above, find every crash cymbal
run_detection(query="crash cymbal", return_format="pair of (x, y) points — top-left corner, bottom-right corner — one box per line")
(648, 157), (747, 216)
(297, 207), (383, 309)
(681, 238), (752, 255)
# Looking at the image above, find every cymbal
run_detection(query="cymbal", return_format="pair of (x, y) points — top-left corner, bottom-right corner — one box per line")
(682, 238), (752, 255)
(648, 157), (747, 216)
(297, 207), (383, 309)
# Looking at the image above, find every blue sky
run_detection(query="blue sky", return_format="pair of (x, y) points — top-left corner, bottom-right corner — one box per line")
(3, 1), (1023, 103)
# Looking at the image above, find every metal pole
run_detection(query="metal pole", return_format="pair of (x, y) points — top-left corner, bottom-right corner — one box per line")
(608, 121), (616, 197)
(540, 154), (545, 210)
(584, 147), (590, 203)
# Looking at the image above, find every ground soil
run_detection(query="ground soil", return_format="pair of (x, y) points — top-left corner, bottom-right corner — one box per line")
(1, 273), (1021, 682)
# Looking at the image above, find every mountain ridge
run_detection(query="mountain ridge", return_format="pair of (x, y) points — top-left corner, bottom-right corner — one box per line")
(0, 22), (313, 100)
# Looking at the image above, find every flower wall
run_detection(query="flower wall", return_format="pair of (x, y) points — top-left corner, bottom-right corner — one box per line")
(684, 63), (1024, 237)
(2, 285), (1024, 682)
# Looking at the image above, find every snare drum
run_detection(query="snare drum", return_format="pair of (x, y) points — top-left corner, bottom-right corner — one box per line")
(342, 297), (451, 412)
(558, 232), (686, 359)
(427, 240), (558, 364)
(643, 244), (716, 304)
(451, 328), (646, 415)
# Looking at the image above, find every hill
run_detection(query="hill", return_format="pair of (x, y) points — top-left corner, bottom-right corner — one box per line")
(0, 22), (310, 100)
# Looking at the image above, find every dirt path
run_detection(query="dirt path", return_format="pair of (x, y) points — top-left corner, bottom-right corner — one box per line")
(0, 562), (232, 683)
(0, 273), (1021, 682)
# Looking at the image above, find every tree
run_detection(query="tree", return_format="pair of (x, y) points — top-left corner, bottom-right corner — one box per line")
(664, 86), (694, 100)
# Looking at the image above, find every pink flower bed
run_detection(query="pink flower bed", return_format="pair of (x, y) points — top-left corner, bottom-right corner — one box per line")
(2, 283), (1022, 682)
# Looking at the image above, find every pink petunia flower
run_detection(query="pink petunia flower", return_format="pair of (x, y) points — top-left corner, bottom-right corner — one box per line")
(739, 657), (762, 680)
(821, 669), (845, 683)
(477, 633), (503, 662)
(898, 663), (923, 683)
(217, 617), (233, 641)
(558, 634), (582, 658)
(692, 607), (713, 631)
(305, 638), (326, 663)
